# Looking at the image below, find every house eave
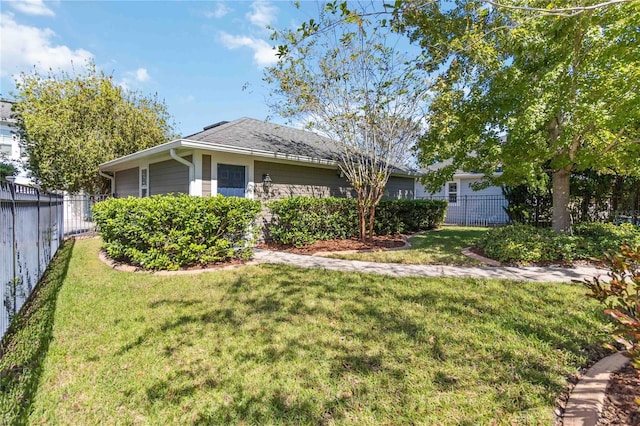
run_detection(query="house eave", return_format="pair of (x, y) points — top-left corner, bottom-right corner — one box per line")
(99, 138), (418, 178)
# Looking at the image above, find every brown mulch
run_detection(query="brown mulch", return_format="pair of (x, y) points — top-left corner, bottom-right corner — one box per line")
(597, 362), (640, 426)
(258, 235), (407, 255)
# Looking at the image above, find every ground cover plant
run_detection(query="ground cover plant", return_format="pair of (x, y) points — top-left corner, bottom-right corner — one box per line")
(92, 195), (261, 270)
(329, 226), (488, 265)
(5, 238), (610, 424)
(478, 223), (640, 263)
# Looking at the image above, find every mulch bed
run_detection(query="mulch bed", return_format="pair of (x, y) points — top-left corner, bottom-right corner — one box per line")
(258, 235), (407, 255)
(597, 362), (640, 426)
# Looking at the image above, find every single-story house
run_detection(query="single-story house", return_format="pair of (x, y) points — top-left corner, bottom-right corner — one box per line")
(416, 162), (509, 225)
(98, 117), (418, 201)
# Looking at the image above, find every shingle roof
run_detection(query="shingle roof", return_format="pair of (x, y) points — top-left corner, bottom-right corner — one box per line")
(183, 117), (415, 175)
(183, 117), (342, 161)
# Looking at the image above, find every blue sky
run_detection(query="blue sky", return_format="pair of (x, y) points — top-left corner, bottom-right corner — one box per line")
(0, 0), (329, 136)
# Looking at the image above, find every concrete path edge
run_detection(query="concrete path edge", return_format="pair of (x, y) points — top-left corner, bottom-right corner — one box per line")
(562, 352), (630, 426)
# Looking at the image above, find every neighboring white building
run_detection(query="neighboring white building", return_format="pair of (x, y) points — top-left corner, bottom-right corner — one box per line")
(0, 99), (31, 185)
(416, 166), (510, 226)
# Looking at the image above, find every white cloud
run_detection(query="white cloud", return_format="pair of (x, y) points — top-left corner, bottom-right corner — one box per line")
(203, 2), (232, 19)
(7, 0), (55, 17)
(118, 67), (151, 89)
(0, 13), (93, 78)
(218, 32), (277, 67)
(246, 0), (276, 29)
(179, 94), (195, 104)
(134, 68), (149, 82)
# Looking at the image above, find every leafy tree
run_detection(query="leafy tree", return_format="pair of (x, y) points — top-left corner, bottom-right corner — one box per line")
(0, 161), (17, 180)
(13, 62), (176, 193)
(398, 0), (640, 232)
(265, 2), (429, 241)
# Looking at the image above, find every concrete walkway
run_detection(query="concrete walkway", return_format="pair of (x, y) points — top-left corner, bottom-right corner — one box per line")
(253, 249), (606, 283)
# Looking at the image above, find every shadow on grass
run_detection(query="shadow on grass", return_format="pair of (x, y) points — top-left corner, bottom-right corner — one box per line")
(0, 239), (75, 425)
(110, 263), (605, 423)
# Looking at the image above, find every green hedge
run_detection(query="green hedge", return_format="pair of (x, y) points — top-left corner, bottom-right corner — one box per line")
(375, 199), (447, 235)
(92, 195), (261, 270)
(477, 223), (640, 263)
(266, 197), (447, 247)
(265, 197), (357, 246)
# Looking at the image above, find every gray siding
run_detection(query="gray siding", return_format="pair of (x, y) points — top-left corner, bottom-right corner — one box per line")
(115, 167), (139, 198)
(202, 155), (211, 196)
(384, 176), (415, 199)
(254, 160), (414, 200)
(149, 155), (191, 196)
(254, 161), (354, 200)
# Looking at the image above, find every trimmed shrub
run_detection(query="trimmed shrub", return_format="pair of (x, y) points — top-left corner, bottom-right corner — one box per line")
(92, 195), (261, 270)
(477, 223), (640, 263)
(375, 199), (447, 235)
(265, 197), (357, 247)
(266, 197), (448, 246)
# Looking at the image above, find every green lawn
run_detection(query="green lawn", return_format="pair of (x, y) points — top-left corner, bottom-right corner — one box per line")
(329, 226), (489, 265)
(2, 238), (609, 425)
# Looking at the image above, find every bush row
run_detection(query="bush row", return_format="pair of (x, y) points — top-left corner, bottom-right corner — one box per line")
(477, 223), (640, 263)
(92, 195), (261, 270)
(265, 197), (447, 246)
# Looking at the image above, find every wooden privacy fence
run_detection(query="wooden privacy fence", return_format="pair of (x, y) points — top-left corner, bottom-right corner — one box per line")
(0, 181), (64, 339)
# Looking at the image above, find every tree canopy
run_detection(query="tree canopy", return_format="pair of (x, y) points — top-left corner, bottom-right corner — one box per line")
(397, 0), (640, 231)
(13, 62), (176, 193)
(265, 2), (429, 240)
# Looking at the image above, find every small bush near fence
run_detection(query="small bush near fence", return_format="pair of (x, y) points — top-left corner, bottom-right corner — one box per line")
(477, 223), (640, 263)
(92, 195), (261, 270)
(375, 199), (447, 235)
(266, 197), (447, 247)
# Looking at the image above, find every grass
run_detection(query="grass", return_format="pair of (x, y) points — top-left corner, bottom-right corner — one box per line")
(329, 226), (489, 265)
(0, 239), (74, 425)
(3, 238), (609, 425)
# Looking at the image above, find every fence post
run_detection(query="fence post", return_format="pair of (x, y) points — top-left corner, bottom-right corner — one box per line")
(463, 195), (468, 226)
(9, 181), (17, 321)
(37, 188), (41, 278)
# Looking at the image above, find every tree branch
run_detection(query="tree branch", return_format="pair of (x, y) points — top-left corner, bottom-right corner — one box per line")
(482, 0), (635, 17)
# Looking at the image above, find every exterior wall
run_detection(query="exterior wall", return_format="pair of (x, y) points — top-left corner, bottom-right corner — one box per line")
(385, 176), (415, 199)
(1, 99), (31, 185)
(115, 167), (139, 197)
(254, 160), (354, 200)
(149, 155), (191, 196)
(202, 154), (211, 196)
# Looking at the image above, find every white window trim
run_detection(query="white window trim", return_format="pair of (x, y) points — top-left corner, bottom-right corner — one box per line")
(446, 180), (460, 206)
(139, 166), (149, 197)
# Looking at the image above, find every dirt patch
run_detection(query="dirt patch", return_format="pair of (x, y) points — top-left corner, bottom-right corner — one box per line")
(258, 235), (407, 255)
(597, 362), (640, 425)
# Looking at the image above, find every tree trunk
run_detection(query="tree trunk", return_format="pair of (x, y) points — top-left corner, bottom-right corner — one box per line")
(552, 168), (572, 233)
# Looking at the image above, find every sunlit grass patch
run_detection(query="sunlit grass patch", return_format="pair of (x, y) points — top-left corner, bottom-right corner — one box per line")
(11, 238), (608, 424)
(329, 226), (489, 265)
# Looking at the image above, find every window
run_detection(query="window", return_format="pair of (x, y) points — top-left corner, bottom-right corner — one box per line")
(140, 167), (148, 197)
(447, 182), (458, 204)
(0, 143), (11, 155)
(217, 164), (245, 197)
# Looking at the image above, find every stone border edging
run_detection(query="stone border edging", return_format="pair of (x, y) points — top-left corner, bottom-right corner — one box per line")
(562, 352), (630, 426)
(98, 250), (259, 275)
(461, 247), (502, 266)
